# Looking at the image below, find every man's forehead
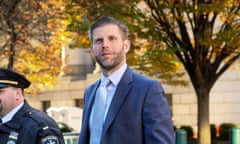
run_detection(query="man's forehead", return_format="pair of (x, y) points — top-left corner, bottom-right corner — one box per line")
(93, 24), (120, 35)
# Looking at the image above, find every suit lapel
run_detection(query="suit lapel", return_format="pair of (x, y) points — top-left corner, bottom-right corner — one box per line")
(102, 68), (133, 134)
(81, 80), (100, 132)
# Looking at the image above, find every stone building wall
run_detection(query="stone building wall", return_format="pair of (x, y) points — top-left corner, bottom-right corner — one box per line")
(165, 69), (240, 131)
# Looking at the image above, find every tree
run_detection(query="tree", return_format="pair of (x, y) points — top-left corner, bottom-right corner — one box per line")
(0, 0), (68, 93)
(59, 1), (240, 143)
(144, 0), (240, 144)
(65, 0), (186, 86)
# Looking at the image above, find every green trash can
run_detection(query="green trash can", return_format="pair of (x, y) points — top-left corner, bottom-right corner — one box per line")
(230, 128), (240, 144)
(176, 129), (187, 144)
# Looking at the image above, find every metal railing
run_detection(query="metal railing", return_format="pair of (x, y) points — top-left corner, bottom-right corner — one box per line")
(63, 132), (79, 144)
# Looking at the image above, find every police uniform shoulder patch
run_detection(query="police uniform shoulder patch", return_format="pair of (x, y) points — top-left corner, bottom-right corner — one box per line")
(41, 136), (59, 144)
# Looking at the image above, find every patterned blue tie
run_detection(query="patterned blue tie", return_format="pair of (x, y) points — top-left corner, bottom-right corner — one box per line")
(90, 79), (110, 144)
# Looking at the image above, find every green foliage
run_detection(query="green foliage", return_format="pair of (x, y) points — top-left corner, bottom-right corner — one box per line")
(210, 124), (217, 140)
(179, 125), (194, 140)
(64, 0), (186, 86)
(218, 123), (236, 141)
(57, 122), (73, 133)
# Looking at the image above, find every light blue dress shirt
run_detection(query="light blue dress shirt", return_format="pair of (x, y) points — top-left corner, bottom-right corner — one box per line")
(89, 63), (127, 144)
(102, 63), (127, 120)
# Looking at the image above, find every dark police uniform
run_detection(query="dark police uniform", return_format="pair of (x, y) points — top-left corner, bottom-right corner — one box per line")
(0, 68), (65, 144)
(0, 101), (65, 144)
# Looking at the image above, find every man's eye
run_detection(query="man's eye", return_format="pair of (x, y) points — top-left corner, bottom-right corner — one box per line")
(95, 39), (102, 44)
(109, 37), (116, 41)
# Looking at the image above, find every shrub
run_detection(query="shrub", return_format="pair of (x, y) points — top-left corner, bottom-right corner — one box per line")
(210, 124), (217, 140)
(218, 123), (236, 141)
(57, 122), (73, 132)
(180, 125), (194, 140)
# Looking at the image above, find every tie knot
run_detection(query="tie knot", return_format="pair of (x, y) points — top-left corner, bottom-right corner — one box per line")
(101, 78), (110, 87)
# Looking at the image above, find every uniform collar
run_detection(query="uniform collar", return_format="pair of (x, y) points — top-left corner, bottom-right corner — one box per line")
(2, 102), (24, 124)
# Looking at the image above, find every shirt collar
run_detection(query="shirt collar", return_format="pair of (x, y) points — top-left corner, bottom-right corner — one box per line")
(101, 64), (127, 86)
(2, 102), (24, 124)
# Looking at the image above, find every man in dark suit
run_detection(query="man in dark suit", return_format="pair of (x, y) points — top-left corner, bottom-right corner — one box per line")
(78, 16), (175, 144)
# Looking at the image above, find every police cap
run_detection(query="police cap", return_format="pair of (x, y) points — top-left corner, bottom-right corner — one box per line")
(0, 68), (31, 89)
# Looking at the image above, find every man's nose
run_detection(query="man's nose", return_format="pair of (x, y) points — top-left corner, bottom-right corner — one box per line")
(102, 40), (110, 48)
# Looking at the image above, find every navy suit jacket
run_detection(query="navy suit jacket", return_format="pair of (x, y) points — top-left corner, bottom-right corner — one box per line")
(78, 67), (175, 144)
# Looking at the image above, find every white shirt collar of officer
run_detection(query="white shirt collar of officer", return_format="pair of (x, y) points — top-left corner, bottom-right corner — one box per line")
(2, 102), (24, 124)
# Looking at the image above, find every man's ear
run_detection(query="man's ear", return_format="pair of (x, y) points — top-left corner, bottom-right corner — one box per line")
(90, 47), (96, 57)
(15, 88), (23, 100)
(124, 40), (131, 53)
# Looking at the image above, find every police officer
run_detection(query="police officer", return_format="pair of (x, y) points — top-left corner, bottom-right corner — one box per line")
(0, 68), (65, 144)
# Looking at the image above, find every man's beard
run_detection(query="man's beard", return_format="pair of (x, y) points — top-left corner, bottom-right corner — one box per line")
(96, 47), (125, 70)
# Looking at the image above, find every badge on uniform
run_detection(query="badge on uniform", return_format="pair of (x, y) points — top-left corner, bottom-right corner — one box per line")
(7, 131), (19, 144)
(41, 136), (59, 144)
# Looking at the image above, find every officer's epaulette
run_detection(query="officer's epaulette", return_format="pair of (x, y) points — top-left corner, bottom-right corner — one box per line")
(24, 110), (50, 131)
(24, 111), (60, 144)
